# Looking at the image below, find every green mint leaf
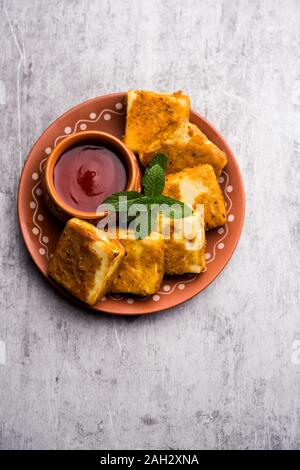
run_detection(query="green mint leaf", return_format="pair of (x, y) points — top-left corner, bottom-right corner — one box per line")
(126, 196), (151, 213)
(128, 204), (151, 240)
(101, 192), (144, 212)
(152, 195), (193, 218)
(142, 154), (168, 189)
(149, 153), (168, 171)
(142, 164), (165, 198)
(103, 191), (143, 204)
(134, 212), (152, 240)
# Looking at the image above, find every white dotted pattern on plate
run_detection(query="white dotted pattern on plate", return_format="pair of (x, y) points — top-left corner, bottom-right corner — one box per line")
(30, 102), (234, 303)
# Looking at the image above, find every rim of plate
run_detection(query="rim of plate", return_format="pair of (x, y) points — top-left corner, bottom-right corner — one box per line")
(17, 92), (245, 315)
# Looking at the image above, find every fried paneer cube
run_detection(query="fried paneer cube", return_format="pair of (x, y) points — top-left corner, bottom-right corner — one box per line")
(124, 89), (190, 154)
(110, 230), (164, 296)
(142, 122), (227, 177)
(163, 164), (227, 230)
(158, 208), (206, 275)
(124, 90), (227, 177)
(47, 218), (125, 305)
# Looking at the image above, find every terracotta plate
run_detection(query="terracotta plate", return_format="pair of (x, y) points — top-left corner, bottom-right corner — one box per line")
(18, 92), (245, 315)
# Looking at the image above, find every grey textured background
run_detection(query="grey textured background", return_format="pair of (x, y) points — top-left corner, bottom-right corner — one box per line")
(0, 0), (300, 450)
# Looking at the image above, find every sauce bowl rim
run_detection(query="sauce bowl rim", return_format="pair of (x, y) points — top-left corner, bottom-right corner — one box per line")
(43, 130), (142, 220)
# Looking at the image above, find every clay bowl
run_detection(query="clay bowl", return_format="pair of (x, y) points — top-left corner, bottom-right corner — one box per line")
(18, 92), (245, 315)
(42, 130), (141, 223)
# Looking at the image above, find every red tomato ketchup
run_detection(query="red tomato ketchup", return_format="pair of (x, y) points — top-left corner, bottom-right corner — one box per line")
(53, 143), (127, 212)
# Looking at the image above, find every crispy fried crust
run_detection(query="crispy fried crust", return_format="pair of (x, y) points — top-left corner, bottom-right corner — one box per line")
(110, 231), (164, 296)
(124, 90), (227, 176)
(164, 242), (206, 275)
(142, 123), (227, 177)
(47, 218), (125, 305)
(163, 164), (227, 230)
(158, 210), (206, 275)
(125, 90), (190, 154)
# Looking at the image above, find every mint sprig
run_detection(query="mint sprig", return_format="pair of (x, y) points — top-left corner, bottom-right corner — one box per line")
(103, 191), (143, 203)
(101, 191), (143, 212)
(142, 153), (168, 191)
(148, 153), (168, 171)
(102, 153), (192, 238)
(142, 164), (165, 198)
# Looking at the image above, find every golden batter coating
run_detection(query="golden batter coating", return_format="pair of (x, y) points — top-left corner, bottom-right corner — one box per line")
(163, 164), (227, 230)
(125, 89), (190, 154)
(158, 208), (206, 275)
(110, 230), (164, 296)
(142, 123), (227, 177)
(47, 218), (125, 305)
(124, 90), (227, 176)
(164, 240), (206, 276)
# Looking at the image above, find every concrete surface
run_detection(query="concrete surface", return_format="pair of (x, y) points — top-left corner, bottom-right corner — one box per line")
(0, 0), (300, 450)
